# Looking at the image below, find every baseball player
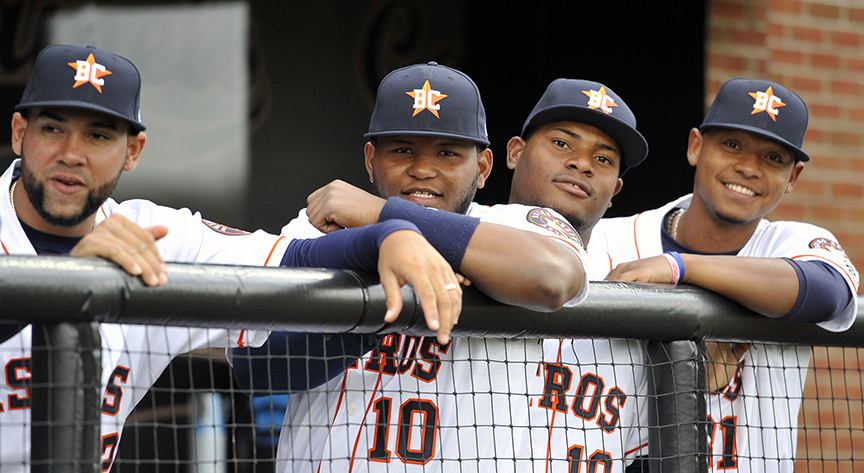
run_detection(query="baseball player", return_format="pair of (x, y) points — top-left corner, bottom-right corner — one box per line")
(588, 78), (859, 472)
(234, 69), (653, 471)
(0, 44), (462, 473)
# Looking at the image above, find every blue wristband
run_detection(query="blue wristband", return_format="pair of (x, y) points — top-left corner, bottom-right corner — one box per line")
(379, 197), (480, 270)
(667, 251), (685, 283)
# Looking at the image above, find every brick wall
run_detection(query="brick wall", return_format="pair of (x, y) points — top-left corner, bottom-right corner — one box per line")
(707, 1), (864, 470)
(707, 0), (864, 288)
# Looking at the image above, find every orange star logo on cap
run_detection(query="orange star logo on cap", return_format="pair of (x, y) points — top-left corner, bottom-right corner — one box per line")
(583, 86), (618, 114)
(67, 53), (112, 93)
(748, 86), (785, 122)
(406, 80), (448, 118)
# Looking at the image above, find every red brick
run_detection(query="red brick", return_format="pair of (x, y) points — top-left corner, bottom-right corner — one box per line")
(708, 27), (726, 43)
(771, 48), (804, 64)
(809, 3), (840, 19)
(731, 29), (766, 46)
(804, 128), (824, 143)
(850, 108), (864, 122)
(812, 205), (844, 220)
(770, 202), (805, 219)
(850, 58), (864, 73)
(768, 22), (785, 38)
(811, 154), (845, 169)
(809, 104), (841, 118)
(792, 26), (823, 42)
(792, 179), (825, 195)
(770, 0), (802, 14)
(849, 157), (864, 171)
(708, 53), (749, 72)
(711, 1), (747, 19)
(828, 131), (862, 147)
(852, 7), (864, 23)
(850, 208), (864, 222)
(830, 80), (860, 95)
(811, 53), (841, 69)
(791, 76), (822, 92)
(830, 31), (861, 48)
(833, 182), (863, 197)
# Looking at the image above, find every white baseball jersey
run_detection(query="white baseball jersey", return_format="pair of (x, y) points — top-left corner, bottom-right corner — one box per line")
(588, 194), (860, 472)
(274, 203), (656, 473)
(0, 160), (291, 473)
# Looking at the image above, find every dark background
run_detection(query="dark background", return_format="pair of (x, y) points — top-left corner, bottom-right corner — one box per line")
(0, 0), (704, 232)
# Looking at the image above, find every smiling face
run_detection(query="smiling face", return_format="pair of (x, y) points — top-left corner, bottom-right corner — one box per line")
(365, 135), (493, 214)
(10, 107), (146, 236)
(688, 127), (804, 227)
(506, 121), (623, 243)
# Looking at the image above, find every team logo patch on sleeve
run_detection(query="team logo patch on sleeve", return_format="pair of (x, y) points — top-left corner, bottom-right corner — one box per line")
(809, 238), (846, 255)
(203, 219), (251, 235)
(526, 209), (583, 246)
(810, 238), (859, 287)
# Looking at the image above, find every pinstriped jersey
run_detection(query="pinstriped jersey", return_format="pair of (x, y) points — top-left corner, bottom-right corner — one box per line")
(277, 204), (647, 472)
(0, 160), (287, 473)
(275, 203), (591, 473)
(587, 194), (859, 472)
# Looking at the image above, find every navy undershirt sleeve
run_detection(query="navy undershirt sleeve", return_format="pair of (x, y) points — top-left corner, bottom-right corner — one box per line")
(233, 219), (420, 394)
(778, 258), (853, 323)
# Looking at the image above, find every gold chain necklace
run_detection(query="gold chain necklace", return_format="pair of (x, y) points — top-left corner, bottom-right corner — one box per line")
(671, 208), (685, 241)
(8, 179), (17, 213)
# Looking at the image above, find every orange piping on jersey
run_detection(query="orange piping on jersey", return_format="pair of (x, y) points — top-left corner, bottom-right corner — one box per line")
(99, 205), (109, 220)
(625, 441), (649, 457)
(316, 373), (352, 473)
(544, 339), (566, 473)
(235, 331), (246, 348)
(264, 236), (287, 266)
(1, 240), (8, 255)
(348, 370), (385, 473)
(547, 236), (584, 254)
(632, 212), (645, 260)
(790, 254), (858, 288)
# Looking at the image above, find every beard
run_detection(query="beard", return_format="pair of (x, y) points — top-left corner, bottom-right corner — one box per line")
(18, 152), (123, 228)
(370, 170), (477, 215)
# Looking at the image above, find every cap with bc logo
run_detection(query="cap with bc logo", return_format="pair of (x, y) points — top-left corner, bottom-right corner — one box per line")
(16, 44), (146, 132)
(521, 79), (648, 175)
(701, 78), (809, 162)
(365, 61), (489, 147)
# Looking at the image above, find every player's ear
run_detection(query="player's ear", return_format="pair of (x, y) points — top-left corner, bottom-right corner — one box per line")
(364, 141), (376, 182)
(11, 112), (27, 156)
(476, 147), (493, 189)
(608, 178), (624, 208)
(124, 131), (146, 172)
(785, 161), (805, 194)
(686, 128), (703, 167)
(506, 136), (526, 170)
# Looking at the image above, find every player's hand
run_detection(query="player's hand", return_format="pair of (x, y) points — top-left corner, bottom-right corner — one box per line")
(306, 180), (386, 233)
(605, 255), (676, 284)
(69, 214), (169, 286)
(377, 229), (462, 345)
(704, 342), (751, 391)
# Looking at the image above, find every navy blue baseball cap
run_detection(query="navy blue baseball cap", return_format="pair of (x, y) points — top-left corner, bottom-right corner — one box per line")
(365, 62), (489, 147)
(521, 79), (648, 175)
(17, 44), (146, 132)
(701, 78), (809, 162)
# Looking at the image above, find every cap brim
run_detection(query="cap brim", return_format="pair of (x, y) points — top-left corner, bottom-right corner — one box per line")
(523, 106), (648, 174)
(700, 123), (809, 162)
(364, 130), (490, 147)
(15, 100), (146, 132)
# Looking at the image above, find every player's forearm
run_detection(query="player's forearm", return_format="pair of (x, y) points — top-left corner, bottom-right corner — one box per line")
(460, 224), (585, 311)
(679, 255), (799, 318)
